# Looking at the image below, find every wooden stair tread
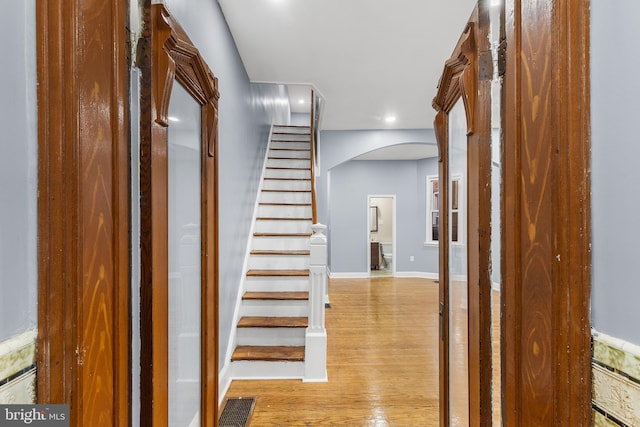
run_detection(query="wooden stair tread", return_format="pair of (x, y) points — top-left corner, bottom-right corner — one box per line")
(264, 177), (311, 181)
(243, 291), (309, 301)
(262, 188), (310, 192)
(238, 316), (308, 328)
(232, 346), (305, 362)
(247, 269), (310, 277)
(253, 232), (311, 237)
(256, 217), (312, 221)
(251, 250), (310, 256)
(268, 156), (311, 160)
(266, 167), (310, 171)
(250, 249), (310, 255)
(259, 202), (312, 206)
(273, 130), (310, 133)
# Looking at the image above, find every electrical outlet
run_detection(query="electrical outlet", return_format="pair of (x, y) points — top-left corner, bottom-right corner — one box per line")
(410, 255), (414, 262)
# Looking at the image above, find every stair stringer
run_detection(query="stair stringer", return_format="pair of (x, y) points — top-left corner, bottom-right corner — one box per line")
(220, 124), (276, 394)
(225, 124), (314, 382)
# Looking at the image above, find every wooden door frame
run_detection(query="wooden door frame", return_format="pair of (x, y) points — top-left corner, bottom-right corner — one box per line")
(501, 0), (591, 424)
(36, 0), (130, 425)
(139, 4), (220, 426)
(435, 0), (591, 424)
(433, 5), (493, 426)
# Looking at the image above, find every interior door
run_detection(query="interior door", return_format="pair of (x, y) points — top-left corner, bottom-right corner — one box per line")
(140, 5), (220, 426)
(433, 4), (494, 426)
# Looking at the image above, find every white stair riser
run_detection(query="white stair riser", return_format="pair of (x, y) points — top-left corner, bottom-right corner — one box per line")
(254, 219), (312, 234)
(236, 328), (305, 346)
(265, 168), (310, 179)
(244, 276), (310, 292)
(266, 158), (310, 169)
(258, 204), (311, 218)
(241, 300), (308, 317)
(270, 141), (310, 150)
(260, 192), (311, 204)
(252, 236), (309, 251)
(269, 149), (310, 160)
(230, 127), (316, 380)
(248, 254), (310, 270)
(262, 180), (311, 191)
(230, 361), (304, 379)
(271, 133), (310, 141)
(273, 126), (310, 134)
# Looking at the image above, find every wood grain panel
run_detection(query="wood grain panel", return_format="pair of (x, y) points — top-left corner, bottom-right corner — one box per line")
(36, 0), (130, 424)
(502, 0), (591, 424)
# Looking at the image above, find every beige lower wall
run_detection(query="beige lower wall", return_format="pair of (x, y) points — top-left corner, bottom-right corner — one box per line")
(592, 330), (640, 426)
(0, 329), (37, 404)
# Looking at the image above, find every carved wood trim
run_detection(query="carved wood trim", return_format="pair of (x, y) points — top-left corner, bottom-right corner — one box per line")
(153, 6), (220, 127)
(432, 21), (476, 135)
(36, 0), (131, 425)
(140, 4), (219, 426)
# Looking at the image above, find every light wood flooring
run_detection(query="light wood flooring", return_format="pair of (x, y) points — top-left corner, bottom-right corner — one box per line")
(223, 277), (440, 426)
(223, 277), (502, 426)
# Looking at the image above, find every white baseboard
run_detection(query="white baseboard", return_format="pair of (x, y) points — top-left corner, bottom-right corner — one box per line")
(218, 362), (232, 407)
(329, 271), (439, 280)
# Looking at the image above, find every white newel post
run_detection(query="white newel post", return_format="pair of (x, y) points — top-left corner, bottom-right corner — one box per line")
(305, 223), (328, 382)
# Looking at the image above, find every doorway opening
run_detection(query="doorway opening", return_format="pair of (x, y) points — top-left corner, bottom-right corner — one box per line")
(367, 195), (396, 278)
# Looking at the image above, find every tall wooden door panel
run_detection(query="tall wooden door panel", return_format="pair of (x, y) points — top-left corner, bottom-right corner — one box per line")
(140, 5), (219, 426)
(433, 4), (493, 426)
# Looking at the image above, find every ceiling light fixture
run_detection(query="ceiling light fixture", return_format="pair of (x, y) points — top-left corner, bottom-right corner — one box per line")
(384, 116), (397, 123)
(298, 99), (305, 104)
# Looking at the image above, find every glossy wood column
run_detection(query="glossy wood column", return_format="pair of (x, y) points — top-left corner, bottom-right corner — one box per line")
(502, 0), (591, 424)
(36, 0), (130, 425)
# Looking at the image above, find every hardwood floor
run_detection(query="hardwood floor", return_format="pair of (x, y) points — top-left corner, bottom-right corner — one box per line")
(223, 277), (440, 426)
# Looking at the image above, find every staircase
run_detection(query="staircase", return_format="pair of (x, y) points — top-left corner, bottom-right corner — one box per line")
(230, 124), (324, 379)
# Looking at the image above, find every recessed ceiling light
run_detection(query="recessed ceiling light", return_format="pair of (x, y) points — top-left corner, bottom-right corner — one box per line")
(298, 99), (305, 104)
(168, 116), (180, 122)
(384, 116), (397, 123)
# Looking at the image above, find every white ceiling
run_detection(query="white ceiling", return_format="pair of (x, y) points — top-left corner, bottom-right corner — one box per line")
(217, 0), (478, 131)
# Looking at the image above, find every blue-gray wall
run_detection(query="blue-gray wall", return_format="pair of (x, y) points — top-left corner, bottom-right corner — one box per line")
(591, 0), (640, 345)
(328, 158), (439, 275)
(161, 0), (290, 367)
(317, 129), (438, 275)
(0, 0), (37, 341)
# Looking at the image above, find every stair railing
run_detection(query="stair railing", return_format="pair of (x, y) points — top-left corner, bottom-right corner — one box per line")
(310, 89), (318, 223)
(305, 89), (328, 382)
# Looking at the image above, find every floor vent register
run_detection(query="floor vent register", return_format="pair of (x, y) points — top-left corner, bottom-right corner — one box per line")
(219, 397), (257, 427)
